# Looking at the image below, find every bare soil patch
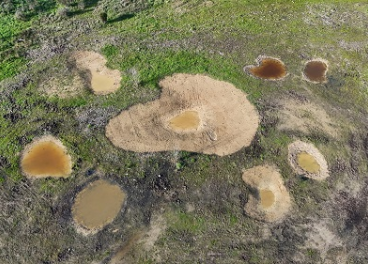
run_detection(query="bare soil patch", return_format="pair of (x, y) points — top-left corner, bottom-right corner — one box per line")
(288, 140), (329, 180)
(244, 56), (288, 80)
(303, 59), (329, 83)
(242, 165), (292, 222)
(106, 73), (259, 156)
(38, 74), (85, 98)
(72, 51), (121, 95)
(20, 135), (72, 179)
(72, 179), (126, 235)
(277, 96), (338, 138)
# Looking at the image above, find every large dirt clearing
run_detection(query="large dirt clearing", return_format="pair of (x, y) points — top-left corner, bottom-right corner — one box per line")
(105, 73), (259, 156)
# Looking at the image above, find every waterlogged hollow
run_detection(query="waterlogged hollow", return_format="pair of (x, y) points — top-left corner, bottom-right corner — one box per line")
(260, 189), (275, 209)
(21, 140), (72, 178)
(168, 110), (200, 131)
(297, 152), (321, 173)
(248, 58), (287, 80)
(91, 70), (116, 93)
(72, 180), (126, 232)
(304, 60), (327, 83)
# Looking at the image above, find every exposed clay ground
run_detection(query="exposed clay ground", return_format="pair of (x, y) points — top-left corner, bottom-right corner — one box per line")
(288, 140), (329, 180)
(72, 51), (121, 95)
(106, 73), (259, 156)
(20, 135), (73, 179)
(242, 165), (292, 222)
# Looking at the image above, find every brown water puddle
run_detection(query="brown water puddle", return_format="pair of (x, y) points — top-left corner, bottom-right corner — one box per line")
(297, 152), (321, 173)
(169, 110), (200, 131)
(72, 179), (126, 232)
(303, 60), (328, 83)
(21, 138), (72, 178)
(246, 57), (287, 80)
(260, 189), (275, 209)
(91, 70), (117, 93)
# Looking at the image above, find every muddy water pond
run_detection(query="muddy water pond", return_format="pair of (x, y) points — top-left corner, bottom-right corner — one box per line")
(260, 189), (275, 209)
(21, 137), (72, 178)
(72, 180), (126, 233)
(297, 152), (320, 173)
(246, 58), (287, 80)
(91, 70), (117, 94)
(303, 60), (328, 83)
(168, 110), (200, 131)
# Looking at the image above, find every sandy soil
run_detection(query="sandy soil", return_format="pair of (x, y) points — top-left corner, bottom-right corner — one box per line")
(242, 165), (292, 222)
(20, 135), (73, 179)
(72, 51), (121, 95)
(288, 140), (329, 180)
(106, 73), (259, 156)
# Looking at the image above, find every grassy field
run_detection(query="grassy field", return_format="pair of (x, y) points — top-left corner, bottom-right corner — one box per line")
(1, 0), (368, 263)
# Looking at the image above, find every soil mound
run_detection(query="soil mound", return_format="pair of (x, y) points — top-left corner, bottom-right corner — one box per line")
(105, 73), (259, 156)
(242, 165), (292, 222)
(303, 59), (328, 83)
(244, 56), (288, 80)
(288, 140), (329, 180)
(72, 179), (126, 235)
(20, 135), (72, 179)
(72, 51), (121, 95)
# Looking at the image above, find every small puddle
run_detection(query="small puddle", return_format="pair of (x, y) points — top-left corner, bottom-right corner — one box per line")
(260, 189), (275, 209)
(297, 151), (320, 173)
(72, 51), (121, 95)
(21, 138), (72, 178)
(168, 110), (200, 131)
(72, 179), (126, 232)
(246, 57), (287, 80)
(91, 70), (116, 93)
(303, 60), (328, 83)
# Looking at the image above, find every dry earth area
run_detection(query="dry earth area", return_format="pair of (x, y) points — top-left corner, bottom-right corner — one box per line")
(276, 95), (339, 138)
(242, 165), (292, 222)
(38, 74), (85, 98)
(72, 51), (121, 95)
(20, 135), (73, 179)
(106, 73), (259, 156)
